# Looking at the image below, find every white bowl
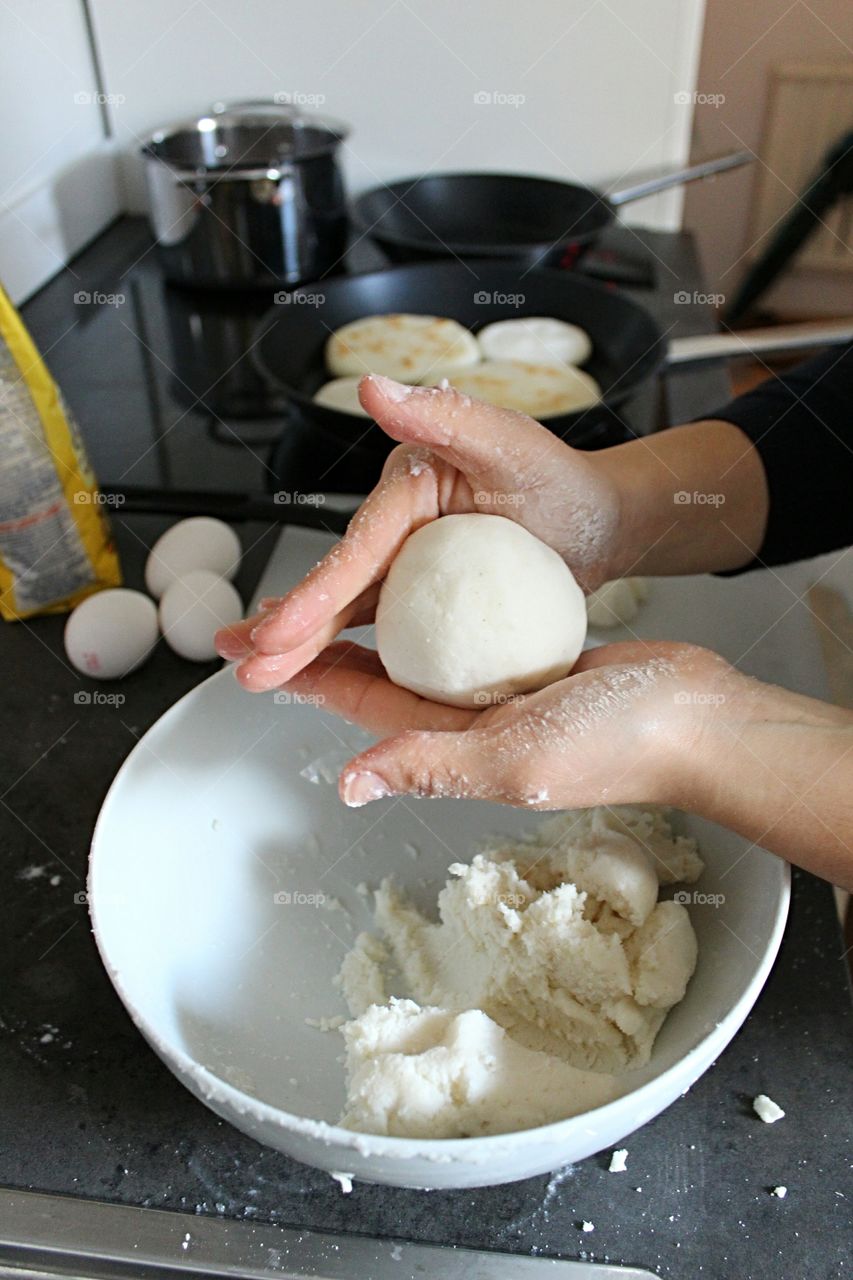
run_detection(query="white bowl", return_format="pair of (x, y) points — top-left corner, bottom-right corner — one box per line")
(89, 667), (789, 1189)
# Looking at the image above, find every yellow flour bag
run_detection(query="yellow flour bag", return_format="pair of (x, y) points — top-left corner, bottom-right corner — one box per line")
(0, 283), (121, 619)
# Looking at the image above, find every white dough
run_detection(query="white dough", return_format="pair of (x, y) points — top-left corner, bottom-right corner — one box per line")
(375, 514), (587, 707)
(336, 805), (702, 1138)
(313, 376), (371, 417)
(476, 316), (593, 368)
(432, 359), (601, 418)
(586, 577), (649, 628)
(753, 1094), (785, 1124)
(325, 314), (479, 383)
(340, 1000), (617, 1139)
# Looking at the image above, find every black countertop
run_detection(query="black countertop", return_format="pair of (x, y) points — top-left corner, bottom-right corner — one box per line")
(1, 219), (851, 1280)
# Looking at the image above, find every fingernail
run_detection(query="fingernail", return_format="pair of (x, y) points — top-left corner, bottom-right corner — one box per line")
(250, 618), (275, 645)
(342, 770), (391, 807)
(214, 628), (246, 658)
(368, 374), (414, 403)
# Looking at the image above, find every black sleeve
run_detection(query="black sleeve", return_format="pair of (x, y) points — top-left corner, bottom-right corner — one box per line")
(702, 343), (853, 573)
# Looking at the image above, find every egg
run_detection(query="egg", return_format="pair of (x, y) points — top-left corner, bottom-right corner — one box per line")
(64, 589), (159, 679)
(145, 518), (242, 599)
(159, 570), (243, 662)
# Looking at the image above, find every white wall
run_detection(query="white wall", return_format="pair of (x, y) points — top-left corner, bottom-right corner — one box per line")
(0, 0), (122, 302)
(89, 0), (706, 231)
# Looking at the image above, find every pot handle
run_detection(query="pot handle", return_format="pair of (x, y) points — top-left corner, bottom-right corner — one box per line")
(210, 98), (299, 116)
(666, 318), (853, 366)
(608, 151), (752, 207)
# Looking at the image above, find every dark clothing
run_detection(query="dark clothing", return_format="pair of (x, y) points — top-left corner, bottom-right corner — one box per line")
(708, 344), (853, 572)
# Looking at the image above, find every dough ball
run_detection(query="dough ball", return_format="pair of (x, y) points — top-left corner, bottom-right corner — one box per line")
(433, 359), (601, 418)
(313, 376), (371, 417)
(326, 314), (480, 383)
(477, 316), (593, 368)
(375, 514), (587, 707)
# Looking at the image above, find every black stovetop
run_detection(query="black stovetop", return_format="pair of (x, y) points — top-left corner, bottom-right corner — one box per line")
(2, 218), (851, 1280)
(18, 218), (679, 504)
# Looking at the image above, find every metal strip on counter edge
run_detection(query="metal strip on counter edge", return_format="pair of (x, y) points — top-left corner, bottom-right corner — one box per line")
(0, 1188), (658, 1279)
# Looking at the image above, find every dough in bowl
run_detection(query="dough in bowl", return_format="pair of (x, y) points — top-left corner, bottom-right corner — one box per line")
(326, 313), (480, 383)
(476, 316), (593, 368)
(375, 513), (587, 707)
(432, 359), (601, 418)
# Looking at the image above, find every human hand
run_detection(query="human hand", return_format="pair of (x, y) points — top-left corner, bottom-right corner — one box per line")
(215, 374), (622, 692)
(275, 639), (734, 810)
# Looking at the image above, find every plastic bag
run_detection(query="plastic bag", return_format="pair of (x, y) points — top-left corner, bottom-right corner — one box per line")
(0, 283), (121, 620)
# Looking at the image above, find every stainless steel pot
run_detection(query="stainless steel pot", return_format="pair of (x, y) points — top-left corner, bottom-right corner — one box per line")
(142, 101), (350, 288)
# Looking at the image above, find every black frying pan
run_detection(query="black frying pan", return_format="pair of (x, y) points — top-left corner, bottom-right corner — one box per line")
(351, 155), (750, 270)
(253, 261), (666, 450)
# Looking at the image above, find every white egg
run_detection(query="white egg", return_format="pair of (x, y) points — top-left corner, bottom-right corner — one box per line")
(159, 570), (243, 662)
(64, 589), (159, 680)
(145, 518), (242, 599)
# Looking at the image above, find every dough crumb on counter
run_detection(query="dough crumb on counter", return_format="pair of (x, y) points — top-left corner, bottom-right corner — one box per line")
(771, 1185), (788, 1198)
(609, 1148), (628, 1172)
(332, 805), (703, 1139)
(753, 1094), (785, 1124)
(330, 1171), (353, 1194)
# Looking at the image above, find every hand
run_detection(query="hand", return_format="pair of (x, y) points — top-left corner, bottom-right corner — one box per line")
(277, 639), (733, 809)
(215, 375), (622, 691)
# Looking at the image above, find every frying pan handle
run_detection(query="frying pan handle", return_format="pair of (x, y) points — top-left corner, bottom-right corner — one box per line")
(666, 319), (853, 366)
(607, 151), (752, 207)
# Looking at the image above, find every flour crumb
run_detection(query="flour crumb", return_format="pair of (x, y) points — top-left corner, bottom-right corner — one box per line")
(581, 1220), (595, 1232)
(754, 1094), (785, 1124)
(330, 1171), (353, 1194)
(771, 1185), (788, 1198)
(609, 1148), (628, 1172)
(304, 1015), (346, 1032)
